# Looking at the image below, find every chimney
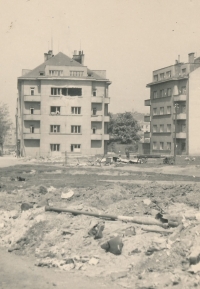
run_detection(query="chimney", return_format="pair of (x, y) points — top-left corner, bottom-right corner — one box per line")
(72, 50), (85, 65)
(188, 52), (195, 63)
(44, 50), (54, 62)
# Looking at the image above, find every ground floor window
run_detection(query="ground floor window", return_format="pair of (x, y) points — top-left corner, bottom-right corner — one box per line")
(50, 144), (60, 151)
(71, 144), (81, 152)
(153, 142), (157, 150)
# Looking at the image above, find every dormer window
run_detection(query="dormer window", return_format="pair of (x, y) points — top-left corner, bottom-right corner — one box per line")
(39, 71), (45, 76)
(49, 70), (63, 76)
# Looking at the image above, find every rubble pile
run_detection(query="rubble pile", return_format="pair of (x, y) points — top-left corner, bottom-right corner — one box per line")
(1, 178), (200, 288)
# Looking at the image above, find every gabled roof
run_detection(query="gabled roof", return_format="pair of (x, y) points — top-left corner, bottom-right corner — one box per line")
(18, 52), (109, 81)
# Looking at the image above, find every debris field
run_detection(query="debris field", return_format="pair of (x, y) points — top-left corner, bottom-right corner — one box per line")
(0, 164), (200, 288)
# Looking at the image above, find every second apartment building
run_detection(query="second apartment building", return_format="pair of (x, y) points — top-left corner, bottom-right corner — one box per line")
(144, 53), (200, 155)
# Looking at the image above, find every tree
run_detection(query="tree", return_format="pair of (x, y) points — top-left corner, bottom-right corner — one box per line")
(0, 103), (12, 152)
(108, 112), (141, 144)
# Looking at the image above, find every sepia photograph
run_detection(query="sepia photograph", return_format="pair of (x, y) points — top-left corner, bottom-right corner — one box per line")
(1, 0), (200, 288)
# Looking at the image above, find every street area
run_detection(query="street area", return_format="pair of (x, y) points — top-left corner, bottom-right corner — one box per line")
(0, 157), (200, 288)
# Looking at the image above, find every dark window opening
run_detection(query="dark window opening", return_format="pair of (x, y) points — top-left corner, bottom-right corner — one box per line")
(93, 91), (96, 96)
(39, 72), (45, 76)
(92, 108), (97, 115)
(50, 144), (60, 151)
(92, 127), (96, 134)
(68, 88), (82, 96)
(50, 106), (60, 115)
(30, 108), (34, 115)
(30, 126), (34, 133)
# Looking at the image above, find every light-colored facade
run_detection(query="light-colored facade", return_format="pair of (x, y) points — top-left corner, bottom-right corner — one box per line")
(144, 53), (200, 156)
(17, 50), (111, 157)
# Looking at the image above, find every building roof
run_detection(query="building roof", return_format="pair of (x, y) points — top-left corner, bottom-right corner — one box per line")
(19, 52), (108, 81)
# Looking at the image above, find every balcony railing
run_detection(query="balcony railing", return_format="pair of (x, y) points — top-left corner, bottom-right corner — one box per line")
(174, 113), (187, 120)
(174, 132), (186, 138)
(23, 133), (41, 139)
(174, 94), (187, 101)
(23, 114), (41, 120)
(104, 115), (110, 122)
(144, 132), (151, 138)
(91, 115), (103, 122)
(24, 95), (41, 102)
(91, 134), (102, 140)
(144, 99), (151, 106)
(144, 115), (151, 122)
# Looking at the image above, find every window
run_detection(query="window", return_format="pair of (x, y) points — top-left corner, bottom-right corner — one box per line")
(30, 125), (34, 133)
(167, 124), (171, 132)
(181, 86), (186, 95)
(68, 88), (82, 96)
(92, 127), (96, 134)
(153, 108), (157, 115)
(166, 71), (171, 78)
(39, 71), (45, 76)
(167, 142), (171, 150)
(153, 125), (157, 132)
(160, 107), (164, 115)
(160, 89), (164, 98)
(182, 68), (186, 74)
(71, 144), (81, 152)
(70, 71), (84, 77)
(50, 106), (60, 115)
(92, 108), (97, 115)
(160, 73), (164, 80)
(71, 125), (81, 133)
(49, 70), (63, 76)
(30, 108), (34, 115)
(71, 107), (81, 114)
(30, 87), (35, 96)
(51, 88), (67, 96)
(153, 91), (158, 99)
(160, 125), (164, 132)
(154, 75), (158, 82)
(50, 144), (60, 151)
(167, 88), (171, 97)
(50, 125), (60, 133)
(167, 106), (171, 114)
(93, 90), (96, 96)
(153, 142), (157, 150)
(160, 142), (164, 150)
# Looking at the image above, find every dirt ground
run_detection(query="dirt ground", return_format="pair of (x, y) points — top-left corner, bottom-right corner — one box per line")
(1, 158), (200, 288)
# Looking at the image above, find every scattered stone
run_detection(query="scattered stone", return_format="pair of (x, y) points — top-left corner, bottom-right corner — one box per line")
(188, 263), (200, 273)
(88, 220), (105, 239)
(124, 226), (136, 237)
(21, 203), (33, 211)
(189, 246), (200, 265)
(61, 189), (74, 199)
(8, 245), (21, 252)
(143, 199), (151, 206)
(0, 222), (4, 228)
(110, 271), (127, 281)
(101, 235), (123, 255)
(17, 176), (26, 181)
(128, 248), (141, 255)
(39, 185), (48, 194)
(88, 258), (99, 265)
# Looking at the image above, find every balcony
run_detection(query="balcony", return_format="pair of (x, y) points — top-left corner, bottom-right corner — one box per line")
(174, 132), (186, 139)
(174, 94), (187, 101)
(174, 113), (187, 120)
(104, 97), (110, 104)
(104, 134), (110, 140)
(144, 132), (151, 138)
(104, 115), (110, 122)
(23, 114), (41, 121)
(144, 115), (151, 122)
(23, 133), (41, 139)
(91, 134), (102, 140)
(144, 138), (150, 143)
(144, 99), (151, 106)
(24, 95), (41, 102)
(91, 96), (103, 103)
(91, 115), (103, 122)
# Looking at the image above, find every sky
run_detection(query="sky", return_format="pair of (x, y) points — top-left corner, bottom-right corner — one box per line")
(1, 0), (200, 122)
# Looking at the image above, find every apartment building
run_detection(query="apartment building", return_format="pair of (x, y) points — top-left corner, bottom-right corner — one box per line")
(17, 50), (111, 157)
(143, 52), (200, 156)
